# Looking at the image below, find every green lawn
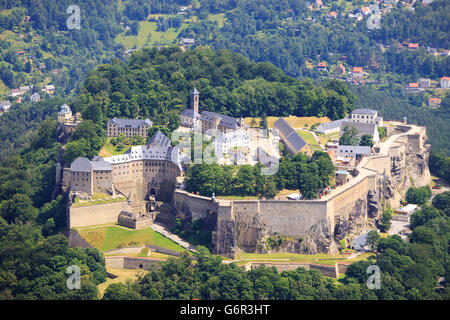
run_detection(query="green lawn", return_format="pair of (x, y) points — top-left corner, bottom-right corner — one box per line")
(115, 20), (189, 49)
(296, 130), (322, 151)
(77, 225), (186, 252)
(98, 138), (132, 157)
(72, 196), (127, 208)
(207, 13), (226, 28)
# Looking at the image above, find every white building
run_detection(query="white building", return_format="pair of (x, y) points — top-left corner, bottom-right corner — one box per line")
(350, 108), (383, 126)
(30, 92), (40, 102)
(337, 145), (371, 157)
(214, 130), (250, 158)
(441, 77), (450, 89)
(0, 100), (11, 112)
(316, 119), (344, 134)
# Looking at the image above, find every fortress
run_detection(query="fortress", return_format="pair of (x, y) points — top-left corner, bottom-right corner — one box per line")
(62, 92), (431, 258)
(171, 123), (431, 258)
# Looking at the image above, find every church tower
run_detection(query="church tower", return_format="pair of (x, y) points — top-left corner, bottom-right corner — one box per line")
(190, 87), (199, 113)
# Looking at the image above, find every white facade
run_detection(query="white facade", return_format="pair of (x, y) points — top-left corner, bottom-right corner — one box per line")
(214, 130), (250, 157)
(441, 77), (450, 89)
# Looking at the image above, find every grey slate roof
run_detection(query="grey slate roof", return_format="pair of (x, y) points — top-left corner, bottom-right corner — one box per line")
(200, 111), (241, 130)
(91, 157), (112, 171)
(191, 87), (199, 95)
(340, 120), (377, 137)
(109, 117), (153, 128)
(148, 130), (170, 147)
(316, 119), (345, 131)
(181, 108), (200, 118)
(274, 118), (307, 153)
(70, 157), (92, 172)
(351, 108), (377, 115)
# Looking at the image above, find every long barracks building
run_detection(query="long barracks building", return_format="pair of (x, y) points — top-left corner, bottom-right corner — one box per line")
(69, 131), (183, 199)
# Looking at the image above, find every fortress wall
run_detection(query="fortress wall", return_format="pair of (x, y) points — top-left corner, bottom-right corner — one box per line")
(173, 190), (217, 220)
(362, 155), (391, 174)
(104, 256), (162, 270)
(329, 175), (374, 219)
(256, 200), (328, 236)
(69, 201), (129, 228)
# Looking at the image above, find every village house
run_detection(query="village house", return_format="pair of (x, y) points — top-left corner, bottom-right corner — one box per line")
(349, 108), (383, 127)
(428, 97), (441, 108)
(41, 84), (55, 94)
(352, 67), (364, 80)
(30, 92), (40, 102)
(317, 62), (327, 71)
(419, 78), (431, 89)
(405, 82), (420, 93)
(441, 76), (450, 89)
(408, 43), (419, 50)
(0, 100), (11, 113)
(316, 119), (344, 135)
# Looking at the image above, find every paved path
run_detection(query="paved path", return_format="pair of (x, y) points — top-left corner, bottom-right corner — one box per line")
(151, 223), (197, 252)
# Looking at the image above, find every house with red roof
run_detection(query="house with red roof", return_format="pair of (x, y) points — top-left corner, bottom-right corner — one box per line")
(428, 97), (441, 108)
(441, 76), (450, 89)
(408, 43), (419, 50)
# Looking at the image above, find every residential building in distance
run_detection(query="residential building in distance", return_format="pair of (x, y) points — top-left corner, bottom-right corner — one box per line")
(405, 82), (420, 93)
(41, 84), (55, 95)
(408, 43), (419, 50)
(274, 118), (313, 156)
(352, 67), (363, 80)
(30, 92), (40, 102)
(107, 117), (153, 138)
(441, 76), (450, 89)
(0, 100), (11, 113)
(428, 97), (441, 108)
(317, 62), (327, 71)
(419, 78), (431, 89)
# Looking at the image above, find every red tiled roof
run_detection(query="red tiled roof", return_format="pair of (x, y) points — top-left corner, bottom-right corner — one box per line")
(408, 43), (419, 48)
(353, 67), (362, 73)
(409, 83), (419, 88)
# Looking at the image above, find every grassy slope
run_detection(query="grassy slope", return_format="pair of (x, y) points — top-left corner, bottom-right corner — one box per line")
(115, 20), (189, 49)
(77, 225), (185, 252)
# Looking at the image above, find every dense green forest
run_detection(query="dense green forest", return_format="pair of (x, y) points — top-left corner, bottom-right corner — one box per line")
(0, 118), (107, 299)
(102, 192), (450, 300)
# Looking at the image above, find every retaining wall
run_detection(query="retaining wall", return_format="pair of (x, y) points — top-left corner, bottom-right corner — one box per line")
(69, 201), (129, 228)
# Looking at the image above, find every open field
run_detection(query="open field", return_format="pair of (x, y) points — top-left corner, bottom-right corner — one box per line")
(115, 20), (189, 49)
(76, 224), (186, 252)
(207, 13), (226, 28)
(97, 267), (148, 298)
(244, 116), (331, 129)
